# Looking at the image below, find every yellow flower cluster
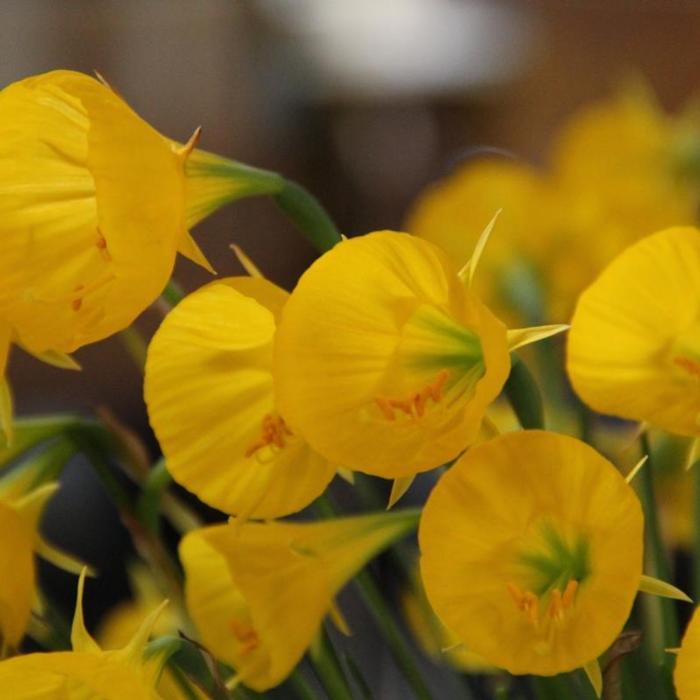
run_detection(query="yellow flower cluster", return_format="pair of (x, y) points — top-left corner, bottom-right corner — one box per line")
(407, 84), (700, 325)
(1, 68), (698, 700)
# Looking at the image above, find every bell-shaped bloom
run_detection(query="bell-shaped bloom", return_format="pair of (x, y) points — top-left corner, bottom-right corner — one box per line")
(179, 509), (419, 691)
(274, 231), (511, 478)
(145, 277), (336, 518)
(0, 570), (168, 699)
(553, 85), (700, 232)
(676, 606), (700, 699)
(568, 226), (700, 437)
(0, 463), (85, 649)
(419, 430), (644, 677)
(0, 70), (281, 406)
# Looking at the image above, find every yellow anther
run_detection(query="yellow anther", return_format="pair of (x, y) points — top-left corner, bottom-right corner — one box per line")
(375, 369), (450, 421)
(245, 413), (293, 458)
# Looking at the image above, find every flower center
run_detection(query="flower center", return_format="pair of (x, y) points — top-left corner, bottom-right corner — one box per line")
(375, 369), (449, 421)
(373, 303), (484, 422)
(245, 413), (293, 459)
(508, 523), (591, 630)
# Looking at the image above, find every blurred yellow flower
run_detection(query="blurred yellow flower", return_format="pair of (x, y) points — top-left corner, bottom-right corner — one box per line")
(180, 509), (419, 691)
(145, 277), (336, 518)
(0, 569), (167, 699)
(274, 231), (511, 478)
(406, 86), (700, 325)
(568, 226), (700, 436)
(419, 430), (643, 676)
(98, 564), (203, 700)
(676, 606), (700, 699)
(406, 158), (558, 325)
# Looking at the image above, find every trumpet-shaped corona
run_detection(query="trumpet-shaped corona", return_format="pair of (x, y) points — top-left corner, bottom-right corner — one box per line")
(0, 570), (168, 699)
(180, 509), (419, 691)
(568, 226), (700, 436)
(145, 277), (336, 518)
(419, 430), (643, 676)
(274, 231), (511, 478)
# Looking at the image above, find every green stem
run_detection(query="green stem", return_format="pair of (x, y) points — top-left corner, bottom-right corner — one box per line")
(311, 628), (354, 700)
(273, 180), (341, 253)
(504, 355), (545, 430)
(118, 326), (148, 372)
(162, 280), (186, 308)
(637, 433), (677, 695)
(288, 668), (319, 700)
(313, 495), (434, 700)
(353, 569), (434, 700)
(137, 459), (173, 535)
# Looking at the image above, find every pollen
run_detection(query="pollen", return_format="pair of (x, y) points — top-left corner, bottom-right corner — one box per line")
(245, 413), (293, 458)
(95, 228), (112, 262)
(375, 369), (449, 421)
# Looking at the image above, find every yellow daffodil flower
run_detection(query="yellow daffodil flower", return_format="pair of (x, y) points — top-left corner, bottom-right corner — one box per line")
(675, 606), (700, 699)
(0, 69), (282, 434)
(145, 277), (336, 518)
(0, 465), (85, 651)
(568, 226), (700, 437)
(419, 430), (644, 677)
(180, 509), (419, 691)
(274, 231), (511, 478)
(0, 569), (168, 698)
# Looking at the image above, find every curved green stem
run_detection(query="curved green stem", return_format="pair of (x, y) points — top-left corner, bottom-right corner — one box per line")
(504, 355), (545, 430)
(273, 179), (341, 253)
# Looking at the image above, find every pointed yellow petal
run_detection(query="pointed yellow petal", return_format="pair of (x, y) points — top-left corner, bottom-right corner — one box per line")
(0, 377), (13, 448)
(686, 437), (700, 470)
(0, 501), (35, 647)
(639, 574), (692, 602)
(328, 600), (352, 637)
(507, 324), (570, 352)
(625, 455), (648, 484)
(387, 475), (415, 510)
(13, 482), (59, 528)
(35, 535), (95, 577)
(583, 658), (603, 698)
(458, 209), (501, 286)
(71, 567), (101, 653)
(230, 244), (264, 278)
(21, 347), (82, 370)
(175, 126), (202, 160)
(178, 230), (215, 274)
(336, 468), (354, 485)
(116, 598), (169, 669)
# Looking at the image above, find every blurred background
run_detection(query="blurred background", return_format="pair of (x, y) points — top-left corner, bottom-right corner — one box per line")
(6, 1), (700, 695)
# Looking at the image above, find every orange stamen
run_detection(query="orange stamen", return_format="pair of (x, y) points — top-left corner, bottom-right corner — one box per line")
(674, 356), (700, 378)
(230, 619), (260, 655)
(96, 228), (112, 262)
(245, 413), (293, 458)
(375, 369), (450, 421)
(561, 579), (579, 607)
